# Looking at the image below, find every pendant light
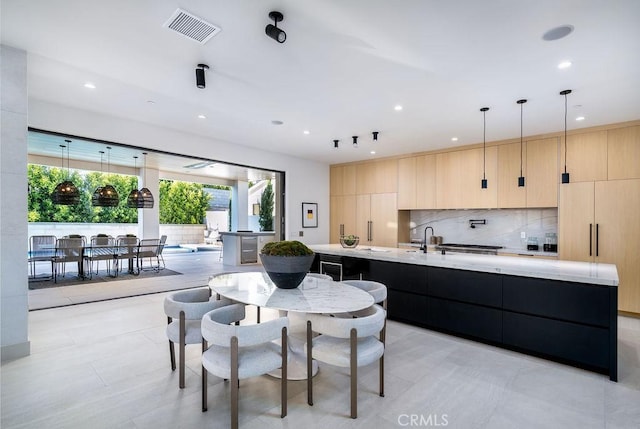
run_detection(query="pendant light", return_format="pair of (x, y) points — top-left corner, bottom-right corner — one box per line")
(92, 147), (119, 207)
(517, 99), (527, 187)
(127, 153), (154, 208)
(51, 140), (80, 205)
(560, 89), (572, 184)
(480, 107), (489, 189)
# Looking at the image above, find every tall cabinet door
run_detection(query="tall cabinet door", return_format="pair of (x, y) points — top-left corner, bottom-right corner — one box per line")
(559, 182), (595, 262)
(370, 193), (398, 247)
(330, 195), (356, 243)
(595, 179), (640, 313)
(356, 194), (372, 244)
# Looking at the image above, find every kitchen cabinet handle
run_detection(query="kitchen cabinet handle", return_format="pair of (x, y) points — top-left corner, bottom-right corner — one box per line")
(340, 224), (344, 236)
(596, 223), (599, 257)
(589, 224), (593, 256)
(367, 221), (372, 242)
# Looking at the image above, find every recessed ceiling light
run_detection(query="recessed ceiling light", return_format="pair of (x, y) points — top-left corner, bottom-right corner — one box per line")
(370, 151), (376, 155)
(198, 114), (206, 119)
(394, 105), (403, 111)
(451, 137), (458, 142)
(576, 116), (585, 121)
(303, 130), (310, 135)
(558, 61), (572, 69)
(84, 82), (96, 89)
(542, 25), (574, 41)
(147, 100), (155, 104)
(271, 120), (284, 125)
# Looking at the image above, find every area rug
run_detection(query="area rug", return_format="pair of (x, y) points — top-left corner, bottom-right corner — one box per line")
(28, 268), (182, 290)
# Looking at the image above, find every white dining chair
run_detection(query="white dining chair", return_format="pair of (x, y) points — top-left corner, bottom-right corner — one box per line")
(163, 288), (233, 388)
(304, 304), (386, 419)
(201, 303), (289, 429)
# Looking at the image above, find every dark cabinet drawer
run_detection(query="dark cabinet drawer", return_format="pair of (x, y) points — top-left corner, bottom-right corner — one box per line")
(427, 297), (502, 343)
(366, 260), (428, 294)
(503, 276), (610, 327)
(427, 267), (502, 307)
(387, 289), (428, 326)
(503, 312), (609, 370)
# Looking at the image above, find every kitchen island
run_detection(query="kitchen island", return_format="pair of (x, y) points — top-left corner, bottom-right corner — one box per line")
(309, 244), (619, 381)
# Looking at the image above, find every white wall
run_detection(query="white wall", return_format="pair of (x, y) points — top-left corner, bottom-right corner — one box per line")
(1, 46), (30, 361)
(28, 100), (330, 245)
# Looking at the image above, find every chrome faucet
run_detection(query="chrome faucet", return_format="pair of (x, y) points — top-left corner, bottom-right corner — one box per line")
(422, 226), (434, 253)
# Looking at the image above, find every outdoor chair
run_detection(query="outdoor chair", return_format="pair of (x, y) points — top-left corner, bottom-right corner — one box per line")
(201, 303), (289, 429)
(53, 237), (85, 282)
(115, 236), (138, 275)
(136, 238), (162, 272)
(28, 235), (57, 280)
(85, 235), (116, 278)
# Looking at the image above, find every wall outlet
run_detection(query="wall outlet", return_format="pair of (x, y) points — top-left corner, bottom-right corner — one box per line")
(520, 231), (526, 239)
(299, 231), (304, 237)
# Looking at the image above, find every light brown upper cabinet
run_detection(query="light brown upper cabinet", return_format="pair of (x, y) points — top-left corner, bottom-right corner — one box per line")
(437, 147), (497, 209)
(397, 157), (417, 209)
(497, 142), (526, 208)
(330, 165), (356, 196)
(560, 130), (607, 183)
(397, 154), (436, 209)
(357, 159), (398, 195)
(608, 126), (640, 180)
(525, 137), (558, 207)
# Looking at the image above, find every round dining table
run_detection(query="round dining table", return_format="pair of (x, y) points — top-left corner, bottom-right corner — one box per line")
(208, 271), (374, 379)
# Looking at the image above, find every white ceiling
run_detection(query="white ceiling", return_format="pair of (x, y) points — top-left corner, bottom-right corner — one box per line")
(3, 0), (640, 173)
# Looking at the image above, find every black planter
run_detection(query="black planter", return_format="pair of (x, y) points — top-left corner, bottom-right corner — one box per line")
(260, 253), (315, 289)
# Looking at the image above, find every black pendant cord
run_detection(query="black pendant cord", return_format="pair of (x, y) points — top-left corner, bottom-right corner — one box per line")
(520, 103), (523, 177)
(563, 92), (568, 174)
(479, 107), (489, 189)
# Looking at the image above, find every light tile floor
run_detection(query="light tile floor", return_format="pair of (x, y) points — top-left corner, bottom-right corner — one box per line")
(4, 250), (640, 428)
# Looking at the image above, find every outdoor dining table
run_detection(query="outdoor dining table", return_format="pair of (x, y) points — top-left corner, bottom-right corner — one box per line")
(208, 271), (374, 379)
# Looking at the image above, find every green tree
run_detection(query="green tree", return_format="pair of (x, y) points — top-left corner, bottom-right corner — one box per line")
(259, 180), (274, 231)
(159, 180), (210, 224)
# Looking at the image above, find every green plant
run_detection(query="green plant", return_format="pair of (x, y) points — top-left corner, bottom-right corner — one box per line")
(260, 240), (313, 256)
(258, 180), (274, 231)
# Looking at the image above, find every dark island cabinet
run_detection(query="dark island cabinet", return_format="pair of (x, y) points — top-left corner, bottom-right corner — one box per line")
(313, 253), (617, 381)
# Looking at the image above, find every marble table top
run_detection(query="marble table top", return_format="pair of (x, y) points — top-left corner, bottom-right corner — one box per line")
(208, 271), (374, 314)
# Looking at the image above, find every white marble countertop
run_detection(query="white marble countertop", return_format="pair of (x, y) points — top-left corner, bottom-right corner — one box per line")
(219, 231), (275, 236)
(398, 242), (559, 258)
(310, 244), (618, 287)
(209, 271), (374, 313)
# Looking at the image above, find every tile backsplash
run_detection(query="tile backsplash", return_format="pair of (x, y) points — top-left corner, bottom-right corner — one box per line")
(408, 208), (557, 250)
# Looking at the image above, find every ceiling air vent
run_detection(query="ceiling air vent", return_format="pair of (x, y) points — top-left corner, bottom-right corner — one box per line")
(163, 8), (221, 44)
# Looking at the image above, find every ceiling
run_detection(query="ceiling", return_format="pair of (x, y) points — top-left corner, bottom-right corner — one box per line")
(3, 0), (640, 175)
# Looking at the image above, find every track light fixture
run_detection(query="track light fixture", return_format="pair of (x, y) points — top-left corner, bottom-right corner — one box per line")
(195, 64), (209, 89)
(265, 11), (286, 43)
(333, 139), (339, 149)
(352, 136), (358, 148)
(372, 131), (379, 141)
(560, 89), (572, 184)
(480, 107), (489, 189)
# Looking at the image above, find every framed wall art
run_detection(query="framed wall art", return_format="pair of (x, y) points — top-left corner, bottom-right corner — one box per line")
(302, 202), (318, 228)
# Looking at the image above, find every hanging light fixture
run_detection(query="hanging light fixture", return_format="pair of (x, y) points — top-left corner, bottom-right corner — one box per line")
(127, 153), (154, 208)
(517, 99), (527, 187)
(480, 107), (489, 189)
(51, 140), (80, 205)
(92, 147), (119, 207)
(560, 89), (572, 184)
